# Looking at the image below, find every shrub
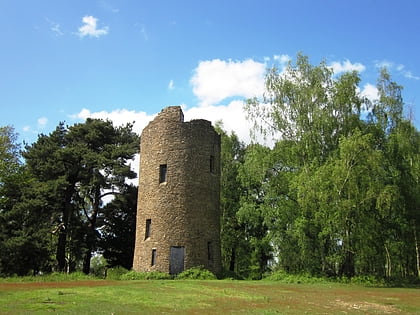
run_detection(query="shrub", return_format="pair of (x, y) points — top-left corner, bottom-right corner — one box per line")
(90, 255), (108, 278)
(106, 266), (129, 280)
(120, 271), (172, 280)
(175, 267), (217, 280)
(348, 275), (386, 287)
(54, 272), (97, 281)
(219, 269), (244, 280)
(264, 270), (327, 284)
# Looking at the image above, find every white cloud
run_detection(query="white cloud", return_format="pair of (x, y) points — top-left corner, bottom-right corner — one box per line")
(376, 60), (419, 81)
(51, 23), (63, 36)
(396, 64), (405, 71)
(359, 83), (379, 102)
(50, 23), (63, 36)
(397, 64), (420, 80)
(46, 18), (64, 37)
(403, 71), (420, 80)
(78, 16), (109, 38)
(273, 54), (291, 65)
(375, 60), (393, 69)
(184, 100), (254, 144)
(330, 59), (366, 74)
(190, 58), (266, 106)
(168, 79), (174, 90)
(37, 117), (48, 128)
(73, 108), (154, 136)
(358, 83), (379, 117)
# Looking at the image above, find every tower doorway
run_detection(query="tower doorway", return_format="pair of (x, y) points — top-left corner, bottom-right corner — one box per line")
(169, 246), (185, 275)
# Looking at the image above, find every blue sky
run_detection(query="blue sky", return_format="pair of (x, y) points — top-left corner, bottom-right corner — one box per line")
(1, 0), (419, 146)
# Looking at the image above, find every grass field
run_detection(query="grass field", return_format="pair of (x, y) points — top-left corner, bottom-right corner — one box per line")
(0, 279), (419, 314)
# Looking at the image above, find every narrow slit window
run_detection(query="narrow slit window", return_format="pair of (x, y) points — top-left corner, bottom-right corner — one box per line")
(159, 164), (167, 183)
(145, 219), (151, 239)
(210, 155), (215, 173)
(151, 249), (157, 266)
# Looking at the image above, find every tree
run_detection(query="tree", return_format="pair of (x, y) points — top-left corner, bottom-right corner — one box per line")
(368, 68), (420, 278)
(296, 130), (392, 277)
(0, 126), (20, 178)
(23, 119), (139, 274)
(65, 119), (138, 274)
(243, 53), (420, 279)
(236, 144), (273, 279)
(246, 53), (363, 166)
(370, 68), (403, 135)
(0, 126), (55, 275)
(244, 53), (366, 276)
(23, 123), (80, 272)
(215, 123), (247, 276)
(98, 184), (137, 270)
(385, 120), (420, 277)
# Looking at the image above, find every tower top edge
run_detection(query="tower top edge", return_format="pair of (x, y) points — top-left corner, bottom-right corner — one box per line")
(145, 106), (215, 129)
(156, 106), (185, 123)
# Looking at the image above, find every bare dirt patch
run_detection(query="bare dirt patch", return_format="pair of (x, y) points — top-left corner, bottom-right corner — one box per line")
(332, 299), (401, 314)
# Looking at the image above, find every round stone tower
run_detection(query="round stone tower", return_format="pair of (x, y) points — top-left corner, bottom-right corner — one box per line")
(132, 106), (221, 275)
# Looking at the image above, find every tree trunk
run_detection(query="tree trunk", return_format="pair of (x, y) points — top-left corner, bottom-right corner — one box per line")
(414, 224), (420, 278)
(82, 221), (96, 275)
(229, 248), (236, 272)
(82, 187), (100, 275)
(340, 227), (355, 277)
(82, 242), (93, 275)
(384, 243), (392, 278)
(56, 186), (74, 272)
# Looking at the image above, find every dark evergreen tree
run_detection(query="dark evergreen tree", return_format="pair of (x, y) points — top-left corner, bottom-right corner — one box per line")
(22, 119), (139, 274)
(98, 184), (137, 269)
(0, 126), (54, 275)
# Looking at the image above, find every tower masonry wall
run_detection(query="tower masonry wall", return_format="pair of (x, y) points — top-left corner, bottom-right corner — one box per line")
(132, 106), (221, 275)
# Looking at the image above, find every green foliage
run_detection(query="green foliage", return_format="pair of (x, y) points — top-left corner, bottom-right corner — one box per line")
(264, 270), (327, 284)
(89, 255), (108, 278)
(175, 267), (217, 280)
(347, 275), (386, 287)
(0, 126), (56, 276)
(216, 124), (251, 279)
(244, 53), (420, 280)
(120, 270), (172, 280)
(20, 119), (139, 275)
(98, 185), (137, 270)
(105, 266), (129, 280)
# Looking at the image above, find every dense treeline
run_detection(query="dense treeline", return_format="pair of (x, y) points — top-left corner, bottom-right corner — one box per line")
(0, 120), (138, 276)
(0, 53), (419, 280)
(220, 54), (420, 280)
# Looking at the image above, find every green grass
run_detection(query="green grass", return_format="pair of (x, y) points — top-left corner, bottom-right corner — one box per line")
(1, 279), (419, 314)
(0, 271), (97, 283)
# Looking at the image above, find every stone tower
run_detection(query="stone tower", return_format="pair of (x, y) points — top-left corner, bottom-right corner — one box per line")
(132, 106), (221, 275)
